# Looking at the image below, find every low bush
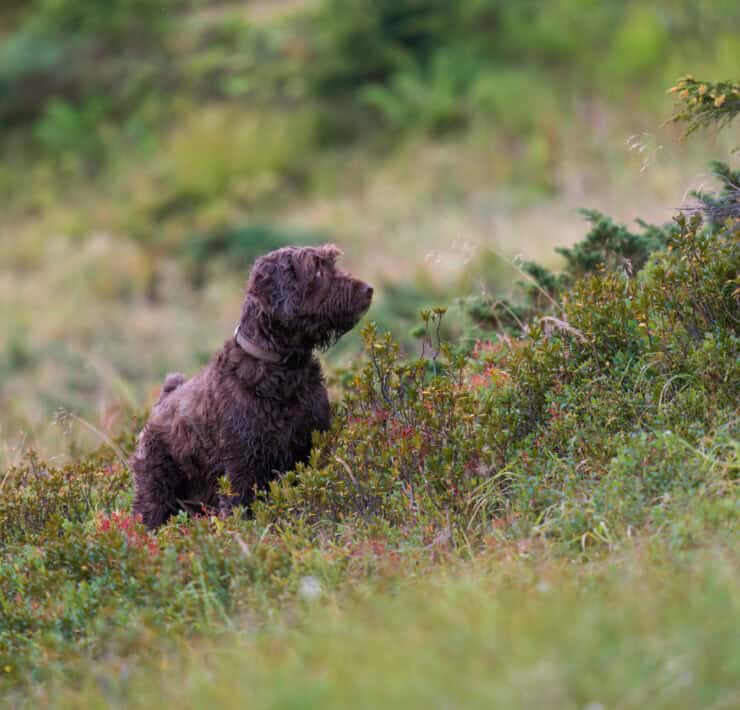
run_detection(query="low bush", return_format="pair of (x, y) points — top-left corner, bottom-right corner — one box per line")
(668, 76), (740, 137)
(464, 209), (672, 334)
(160, 108), (316, 209)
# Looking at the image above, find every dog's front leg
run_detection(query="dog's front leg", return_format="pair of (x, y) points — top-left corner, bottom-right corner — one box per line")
(217, 464), (258, 518)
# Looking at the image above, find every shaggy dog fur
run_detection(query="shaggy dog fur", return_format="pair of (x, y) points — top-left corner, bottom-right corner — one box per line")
(131, 244), (373, 529)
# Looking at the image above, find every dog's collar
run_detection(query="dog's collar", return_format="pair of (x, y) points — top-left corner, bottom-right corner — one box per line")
(233, 324), (310, 369)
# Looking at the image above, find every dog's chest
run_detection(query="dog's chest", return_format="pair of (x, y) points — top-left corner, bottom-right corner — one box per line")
(219, 374), (329, 471)
(259, 396), (318, 444)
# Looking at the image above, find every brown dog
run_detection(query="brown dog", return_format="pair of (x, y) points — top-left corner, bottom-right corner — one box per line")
(131, 244), (373, 529)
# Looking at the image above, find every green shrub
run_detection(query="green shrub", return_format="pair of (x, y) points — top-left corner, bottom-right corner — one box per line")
(257, 314), (511, 537)
(0, 0), (180, 131)
(603, 2), (670, 82)
(0, 30), (73, 126)
(668, 75), (740, 137)
(26, 0), (180, 48)
(0, 448), (132, 546)
(161, 108), (316, 208)
(464, 210), (672, 335)
(308, 0), (460, 101)
(305, 1), (738, 145)
(470, 67), (557, 134)
(362, 45), (482, 136)
(533, 425), (737, 548)
(33, 97), (110, 166)
(0, 330), (35, 381)
(689, 160), (740, 229)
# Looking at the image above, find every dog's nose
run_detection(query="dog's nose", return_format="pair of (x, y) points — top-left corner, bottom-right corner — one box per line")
(362, 283), (374, 298)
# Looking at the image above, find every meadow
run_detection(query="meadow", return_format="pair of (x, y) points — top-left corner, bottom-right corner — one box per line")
(0, 1), (738, 706)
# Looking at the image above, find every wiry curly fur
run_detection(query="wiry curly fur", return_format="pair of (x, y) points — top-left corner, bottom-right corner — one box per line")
(131, 244), (373, 529)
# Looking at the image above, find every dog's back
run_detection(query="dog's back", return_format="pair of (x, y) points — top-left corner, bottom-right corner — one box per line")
(155, 372), (186, 404)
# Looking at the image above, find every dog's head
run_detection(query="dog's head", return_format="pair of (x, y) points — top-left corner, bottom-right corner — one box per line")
(245, 244), (373, 349)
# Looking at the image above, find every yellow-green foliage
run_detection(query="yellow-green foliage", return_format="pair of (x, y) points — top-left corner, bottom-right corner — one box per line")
(668, 75), (740, 137)
(162, 108), (317, 208)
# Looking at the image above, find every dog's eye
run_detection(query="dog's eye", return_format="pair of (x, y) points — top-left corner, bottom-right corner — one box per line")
(316, 269), (322, 280)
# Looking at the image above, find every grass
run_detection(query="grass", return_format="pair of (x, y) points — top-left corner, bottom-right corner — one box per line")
(21, 544), (740, 710)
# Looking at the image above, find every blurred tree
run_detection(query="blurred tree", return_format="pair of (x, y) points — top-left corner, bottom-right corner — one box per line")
(0, 0), (181, 128)
(27, 0), (180, 48)
(309, 0), (467, 98)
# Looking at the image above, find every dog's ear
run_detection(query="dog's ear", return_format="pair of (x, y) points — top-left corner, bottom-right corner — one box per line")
(247, 255), (281, 312)
(248, 249), (304, 319)
(318, 243), (343, 265)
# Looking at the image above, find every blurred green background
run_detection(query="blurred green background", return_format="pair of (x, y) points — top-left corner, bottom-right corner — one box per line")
(0, 0), (738, 464)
